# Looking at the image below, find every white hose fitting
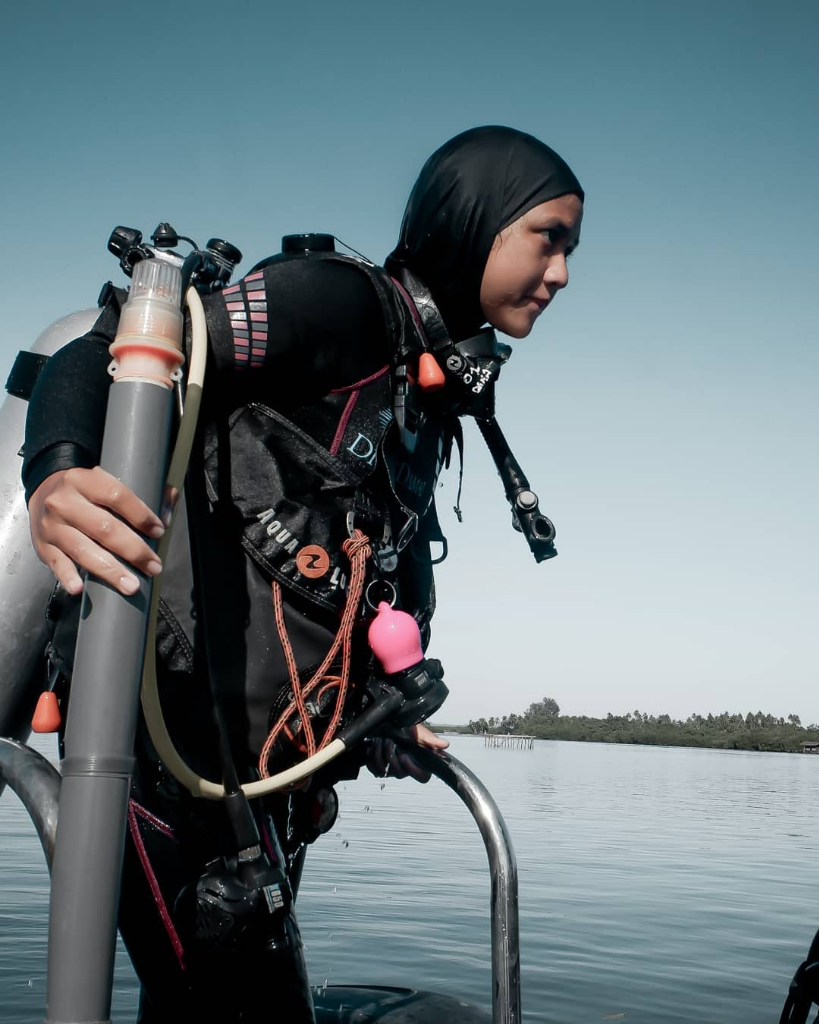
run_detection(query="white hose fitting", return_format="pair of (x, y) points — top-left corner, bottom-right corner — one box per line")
(109, 260), (184, 387)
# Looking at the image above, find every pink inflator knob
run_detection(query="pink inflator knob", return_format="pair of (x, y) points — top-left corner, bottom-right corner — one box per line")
(367, 602), (424, 675)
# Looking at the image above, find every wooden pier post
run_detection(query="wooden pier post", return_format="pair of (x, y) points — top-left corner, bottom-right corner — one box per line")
(484, 734), (535, 750)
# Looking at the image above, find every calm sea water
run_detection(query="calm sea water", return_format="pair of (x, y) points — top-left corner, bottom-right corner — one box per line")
(1, 734), (817, 1023)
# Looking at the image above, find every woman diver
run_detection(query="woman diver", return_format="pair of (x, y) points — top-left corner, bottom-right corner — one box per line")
(21, 125), (583, 1020)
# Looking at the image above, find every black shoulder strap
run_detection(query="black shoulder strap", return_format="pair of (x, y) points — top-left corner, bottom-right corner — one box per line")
(5, 351), (51, 401)
(93, 281), (128, 336)
(319, 250), (421, 364)
(4, 282), (127, 402)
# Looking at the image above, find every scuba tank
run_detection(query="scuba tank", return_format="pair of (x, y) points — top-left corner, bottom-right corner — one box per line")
(0, 308), (99, 749)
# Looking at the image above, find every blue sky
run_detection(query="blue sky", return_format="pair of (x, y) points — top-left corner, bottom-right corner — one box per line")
(1, 0), (816, 724)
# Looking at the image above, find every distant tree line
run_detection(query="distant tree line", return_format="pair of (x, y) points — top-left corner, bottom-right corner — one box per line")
(461, 698), (818, 753)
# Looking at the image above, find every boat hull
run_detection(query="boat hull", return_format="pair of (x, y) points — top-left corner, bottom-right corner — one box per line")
(313, 985), (491, 1022)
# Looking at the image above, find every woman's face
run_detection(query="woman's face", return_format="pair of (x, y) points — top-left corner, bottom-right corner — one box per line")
(479, 194), (583, 339)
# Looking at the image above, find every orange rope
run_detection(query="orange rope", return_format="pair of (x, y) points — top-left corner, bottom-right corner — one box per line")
(271, 581), (318, 757)
(258, 530), (371, 778)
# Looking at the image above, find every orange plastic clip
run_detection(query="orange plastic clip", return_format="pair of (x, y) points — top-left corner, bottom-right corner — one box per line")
(417, 352), (446, 391)
(31, 691), (61, 733)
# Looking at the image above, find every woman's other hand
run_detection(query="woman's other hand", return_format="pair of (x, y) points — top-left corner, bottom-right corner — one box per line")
(365, 724), (449, 783)
(412, 723), (449, 751)
(27, 467), (166, 597)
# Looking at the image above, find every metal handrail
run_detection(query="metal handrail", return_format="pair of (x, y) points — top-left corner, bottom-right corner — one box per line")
(404, 744), (521, 1024)
(0, 735), (521, 1023)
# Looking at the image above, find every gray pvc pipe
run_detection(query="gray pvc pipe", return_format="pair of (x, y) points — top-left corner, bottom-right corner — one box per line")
(46, 380), (173, 1024)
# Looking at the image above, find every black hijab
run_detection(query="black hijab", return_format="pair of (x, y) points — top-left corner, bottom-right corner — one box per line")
(386, 125), (584, 340)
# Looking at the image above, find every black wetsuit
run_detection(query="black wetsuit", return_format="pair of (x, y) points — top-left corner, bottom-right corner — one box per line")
(23, 254), (451, 1021)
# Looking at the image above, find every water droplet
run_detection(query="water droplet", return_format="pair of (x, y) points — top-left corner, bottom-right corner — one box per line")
(364, 805), (370, 812)
(341, 839), (349, 848)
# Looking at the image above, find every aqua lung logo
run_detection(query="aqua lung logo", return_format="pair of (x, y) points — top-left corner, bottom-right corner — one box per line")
(256, 510), (347, 590)
(257, 510), (300, 554)
(295, 546), (330, 579)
